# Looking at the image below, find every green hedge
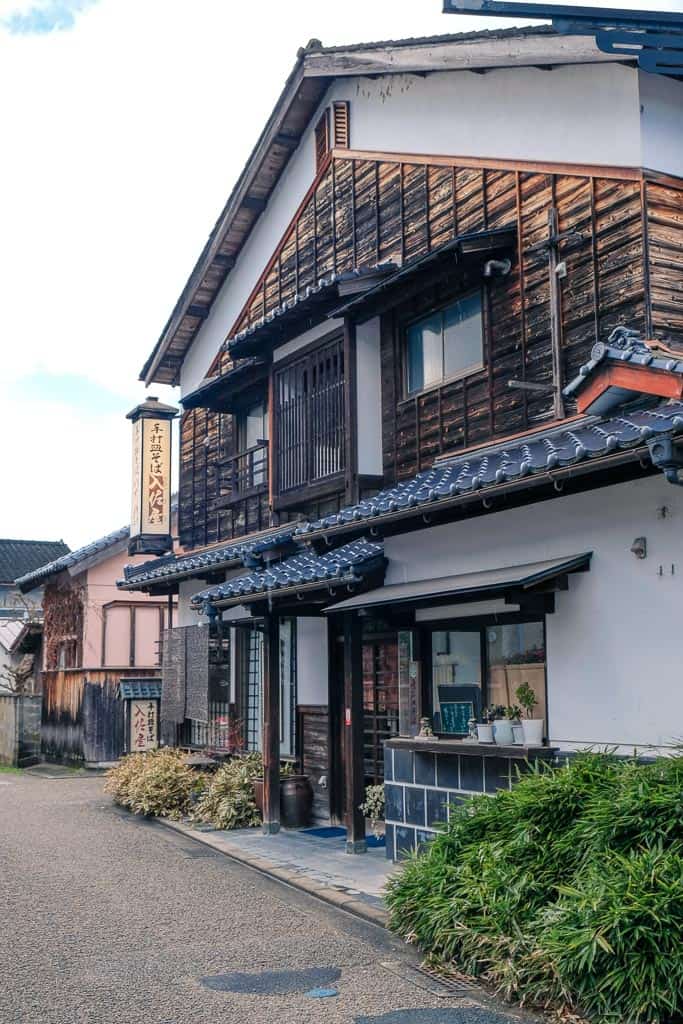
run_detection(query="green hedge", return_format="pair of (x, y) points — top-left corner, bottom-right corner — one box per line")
(385, 753), (683, 1024)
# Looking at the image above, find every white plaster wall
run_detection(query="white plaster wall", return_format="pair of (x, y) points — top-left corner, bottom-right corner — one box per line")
(330, 63), (641, 169)
(273, 318), (343, 363)
(356, 317), (383, 477)
(383, 475), (683, 752)
(639, 70), (683, 179)
(296, 617), (328, 706)
(180, 62), (646, 396)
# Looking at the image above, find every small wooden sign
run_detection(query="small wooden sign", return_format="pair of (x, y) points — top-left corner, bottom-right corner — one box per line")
(130, 699), (159, 752)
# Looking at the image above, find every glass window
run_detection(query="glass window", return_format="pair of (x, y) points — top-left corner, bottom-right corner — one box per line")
(431, 630), (482, 735)
(486, 622), (546, 727)
(406, 292), (483, 395)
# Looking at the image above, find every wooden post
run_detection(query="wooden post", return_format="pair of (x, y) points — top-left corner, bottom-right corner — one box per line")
(343, 611), (366, 854)
(547, 207), (566, 421)
(343, 316), (359, 506)
(262, 613), (280, 834)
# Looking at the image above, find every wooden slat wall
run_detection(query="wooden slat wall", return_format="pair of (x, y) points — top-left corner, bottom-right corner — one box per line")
(298, 705), (330, 824)
(179, 152), (678, 545)
(646, 179), (683, 347)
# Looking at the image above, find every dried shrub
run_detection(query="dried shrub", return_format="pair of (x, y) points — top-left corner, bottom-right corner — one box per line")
(190, 752), (264, 830)
(104, 748), (206, 819)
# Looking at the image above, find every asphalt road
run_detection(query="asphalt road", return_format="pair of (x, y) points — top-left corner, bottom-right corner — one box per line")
(0, 772), (532, 1024)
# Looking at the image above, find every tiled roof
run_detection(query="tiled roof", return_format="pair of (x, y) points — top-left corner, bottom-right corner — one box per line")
(0, 617), (34, 655)
(0, 539), (70, 586)
(296, 398), (683, 538)
(16, 527), (129, 592)
(190, 538), (385, 610)
(227, 265), (395, 358)
(119, 527), (297, 589)
(564, 328), (683, 399)
(118, 680), (162, 700)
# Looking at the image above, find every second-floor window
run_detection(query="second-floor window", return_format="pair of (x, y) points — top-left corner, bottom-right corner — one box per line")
(236, 400), (268, 489)
(275, 335), (345, 493)
(405, 291), (484, 396)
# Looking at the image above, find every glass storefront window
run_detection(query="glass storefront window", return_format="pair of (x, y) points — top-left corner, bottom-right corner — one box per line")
(431, 629), (482, 735)
(486, 622), (546, 726)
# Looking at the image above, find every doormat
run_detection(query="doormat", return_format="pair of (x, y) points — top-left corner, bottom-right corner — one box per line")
(301, 825), (385, 848)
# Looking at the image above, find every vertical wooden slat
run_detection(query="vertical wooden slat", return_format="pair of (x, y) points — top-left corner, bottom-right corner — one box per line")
(343, 611), (366, 854)
(262, 613), (280, 834)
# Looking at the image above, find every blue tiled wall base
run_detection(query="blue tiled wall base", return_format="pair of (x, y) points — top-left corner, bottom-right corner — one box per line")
(383, 745), (514, 860)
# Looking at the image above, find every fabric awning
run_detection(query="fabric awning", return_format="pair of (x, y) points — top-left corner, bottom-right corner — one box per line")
(324, 552), (591, 613)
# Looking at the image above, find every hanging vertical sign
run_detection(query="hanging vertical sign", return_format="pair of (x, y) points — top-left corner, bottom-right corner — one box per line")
(126, 396), (177, 555)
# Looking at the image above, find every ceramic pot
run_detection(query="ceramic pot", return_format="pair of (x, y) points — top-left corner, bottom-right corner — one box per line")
(476, 723), (494, 743)
(280, 775), (314, 828)
(493, 720), (514, 745)
(252, 775), (314, 828)
(521, 718), (544, 746)
(511, 723), (524, 745)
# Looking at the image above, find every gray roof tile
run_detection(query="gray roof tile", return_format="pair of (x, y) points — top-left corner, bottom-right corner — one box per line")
(16, 528), (128, 592)
(190, 538), (384, 610)
(0, 539), (70, 586)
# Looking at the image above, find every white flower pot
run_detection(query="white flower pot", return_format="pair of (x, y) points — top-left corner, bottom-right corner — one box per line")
(493, 720), (514, 745)
(522, 718), (544, 746)
(511, 724), (524, 745)
(476, 724), (494, 743)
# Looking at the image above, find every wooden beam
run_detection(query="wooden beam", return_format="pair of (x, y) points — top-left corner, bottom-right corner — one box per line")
(242, 196), (267, 213)
(262, 613), (281, 834)
(343, 317), (359, 505)
(274, 131), (300, 150)
(187, 304), (210, 320)
(343, 612), (366, 854)
(213, 253), (235, 268)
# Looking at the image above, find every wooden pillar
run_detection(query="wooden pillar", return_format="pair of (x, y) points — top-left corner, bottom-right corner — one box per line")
(343, 316), (359, 506)
(262, 613), (280, 834)
(343, 611), (366, 854)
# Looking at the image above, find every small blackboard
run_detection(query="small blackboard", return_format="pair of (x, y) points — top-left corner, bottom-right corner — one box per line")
(439, 700), (474, 736)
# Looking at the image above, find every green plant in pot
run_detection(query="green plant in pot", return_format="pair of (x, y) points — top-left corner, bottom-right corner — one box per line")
(476, 706), (497, 743)
(505, 703), (524, 744)
(360, 783), (385, 839)
(515, 681), (544, 745)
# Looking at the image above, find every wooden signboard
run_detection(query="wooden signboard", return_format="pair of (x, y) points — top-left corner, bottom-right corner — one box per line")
(130, 699), (159, 752)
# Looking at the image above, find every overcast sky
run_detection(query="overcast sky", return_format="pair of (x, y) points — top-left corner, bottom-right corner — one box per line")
(1, 0), (681, 551)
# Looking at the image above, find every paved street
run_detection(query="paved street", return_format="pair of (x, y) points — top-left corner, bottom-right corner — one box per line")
(0, 773), (531, 1024)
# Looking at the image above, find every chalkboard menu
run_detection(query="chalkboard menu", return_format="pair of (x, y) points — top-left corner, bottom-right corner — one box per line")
(440, 700), (474, 736)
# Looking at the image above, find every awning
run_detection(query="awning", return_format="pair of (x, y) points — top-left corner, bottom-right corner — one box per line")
(324, 552), (591, 613)
(330, 227), (516, 324)
(181, 357), (269, 414)
(118, 680), (162, 700)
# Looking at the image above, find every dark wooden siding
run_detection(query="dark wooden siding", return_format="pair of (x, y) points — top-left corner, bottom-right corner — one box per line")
(646, 178), (683, 348)
(179, 152), (680, 545)
(298, 705), (330, 824)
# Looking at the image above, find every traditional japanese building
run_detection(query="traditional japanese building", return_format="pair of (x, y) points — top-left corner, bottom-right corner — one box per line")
(18, 525), (176, 765)
(121, 23), (683, 857)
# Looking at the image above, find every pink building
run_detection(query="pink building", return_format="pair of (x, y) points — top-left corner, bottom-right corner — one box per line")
(16, 525), (177, 764)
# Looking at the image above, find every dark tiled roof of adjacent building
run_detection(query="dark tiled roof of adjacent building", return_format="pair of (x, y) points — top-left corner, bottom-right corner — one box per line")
(119, 527), (297, 589)
(190, 538), (384, 610)
(296, 398), (683, 539)
(16, 527), (129, 592)
(0, 539), (70, 586)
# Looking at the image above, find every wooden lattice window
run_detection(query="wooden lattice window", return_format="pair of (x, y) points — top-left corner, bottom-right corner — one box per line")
(333, 101), (350, 149)
(314, 110), (330, 173)
(275, 334), (345, 493)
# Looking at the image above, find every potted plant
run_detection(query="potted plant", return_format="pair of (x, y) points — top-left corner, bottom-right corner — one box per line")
(515, 682), (544, 746)
(505, 704), (524, 745)
(487, 704), (512, 745)
(359, 783), (385, 839)
(476, 707), (495, 743)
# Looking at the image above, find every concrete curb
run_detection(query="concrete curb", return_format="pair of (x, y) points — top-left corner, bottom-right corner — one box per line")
(159, 818), (389, 929)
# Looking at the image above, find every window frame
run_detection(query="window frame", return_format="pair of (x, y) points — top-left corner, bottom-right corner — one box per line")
(273, 330), (346, 498)
(421, 613), (548, 740)
(402, 288), (486, 400)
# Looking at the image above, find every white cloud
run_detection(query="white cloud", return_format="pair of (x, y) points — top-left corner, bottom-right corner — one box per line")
(0, 0), (676, 547)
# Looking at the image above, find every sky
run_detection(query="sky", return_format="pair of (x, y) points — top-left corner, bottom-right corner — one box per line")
(1, 0), (681, 551)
